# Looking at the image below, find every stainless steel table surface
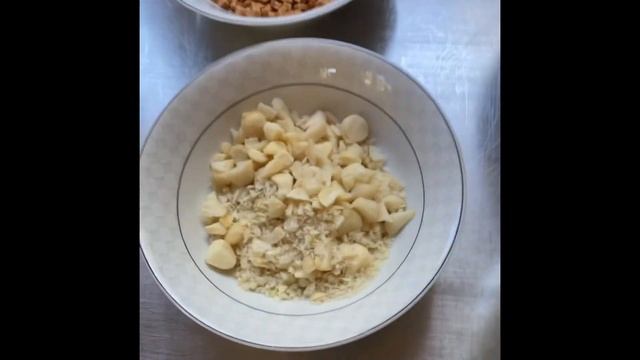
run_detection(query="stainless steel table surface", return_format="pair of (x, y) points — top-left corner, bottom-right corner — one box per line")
(140, 0), (500, 358)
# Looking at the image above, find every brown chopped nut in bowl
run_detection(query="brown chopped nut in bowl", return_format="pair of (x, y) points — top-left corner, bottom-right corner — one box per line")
(214, 0), (332, 17)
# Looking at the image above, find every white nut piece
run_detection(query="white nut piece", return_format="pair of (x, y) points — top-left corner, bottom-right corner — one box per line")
(338, 139), (347, 153)
(307, 141), (333, 166)
(211, 168), (233, 189)
(302, 255), (316, 274)
(247, 148), (268, 164)
(283, 217), (299, 233)
(255, 152), (294, 180)
(377, 202), (391, 222)
(249, 241), (272, 268)
(225, 222), (245, 246)
(383, 194), (406, 212)
(244, 137), (268, 151)
(205, 222), (227, 236)
(336, 208), (363, 236)
(210, 159), (234, 173)
(369, 145), (386, 163)
(211, 152), (228, 161)
(271, 172), (293, 197)
(351, 197), (381, 223)
(289, 161), (304, 180)
(301, 110), (324, 129)
(298, 177), (322, 197)
(240, 111), (267, 139)
(263, 141), (288, 156)
(388, 174), (404, 191)
(313, 243), (333, 271)
(384, 210), (416, 236)
(291, 140), (310, 160)
(272, 98), (294, 131)
(301, 164), (321, 178)
(337, 143), (364, 166)
(276, 117), (296, 132)
(283, 131), (304, 145)
(303, 111), (328, 142)
(311, 199), (322, 209)
(350, 183), (379, 200)
(315, 141), (334, 157)
(318, 182), (345, 207)
(219, 213), (234, 228)
(230, 128), (245, 144)
(265, 197), (286, 218)
(220, 142), (232, 154)
(370, 172), (394, 198)
(206, 239), (237, 270)
(264, 226), (286, 244)
(263, 122), (285, 141)
(201, 192), (227, 221)
(326, 126), (338, 152)
(227, 160), (255, 187)
(325, 111), (338, 125)
(286, 188), (311, 202)
(313, 247), (333, 271)
(295, 114), (309, 129)
(317, 187), (339, 208)
(340, 163), (372, 191)
(271, 97), (291, 121)
(327, 123), (342, 137)
(339, 243), (372, 273)
(291, 110), (301, 124)
(314, 257), (332, 272)
(213, 160), (255, 188)
(319, 166), (333, 186)
(229, 144), (249, 162)
(340, 114), (369, 143)
(257, 102), (277, 120)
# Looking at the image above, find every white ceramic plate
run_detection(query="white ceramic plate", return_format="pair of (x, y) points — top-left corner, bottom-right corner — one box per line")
(176, 0), (353, 27)
(140, 38), (465, 351)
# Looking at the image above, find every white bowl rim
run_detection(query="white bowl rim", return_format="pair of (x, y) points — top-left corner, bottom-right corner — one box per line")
(140, 37), (467, 351)
(176, 0), (354, 27)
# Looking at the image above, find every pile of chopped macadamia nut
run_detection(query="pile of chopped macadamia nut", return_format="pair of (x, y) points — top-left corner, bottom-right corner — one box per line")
(201, 98), (415, 302)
